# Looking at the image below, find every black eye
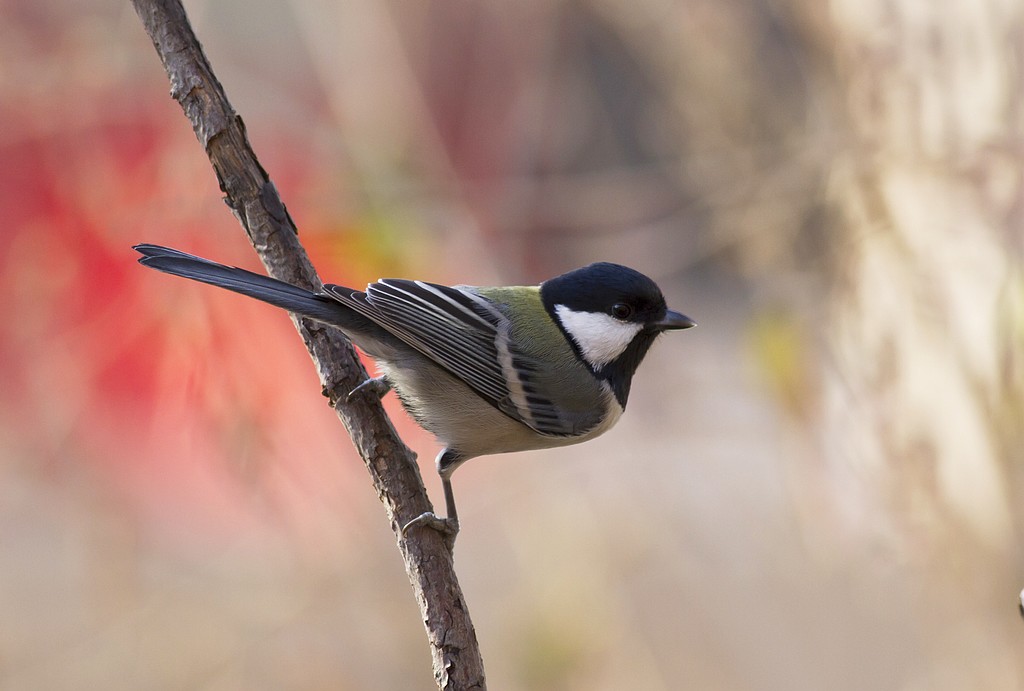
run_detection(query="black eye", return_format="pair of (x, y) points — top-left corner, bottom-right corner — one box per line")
(611, 303), (633, 320)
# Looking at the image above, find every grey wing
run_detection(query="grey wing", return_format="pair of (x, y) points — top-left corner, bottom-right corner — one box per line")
(322, 279), (584, 437)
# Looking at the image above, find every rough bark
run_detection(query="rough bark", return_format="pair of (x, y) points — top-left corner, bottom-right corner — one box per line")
(130, 1), (486, 688)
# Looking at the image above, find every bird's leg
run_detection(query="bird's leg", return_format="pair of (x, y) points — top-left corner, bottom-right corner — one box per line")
(347, 375), (392, 401)
(403, 480), (459, 542)
(402, 479), (459, 542)
(402, 450), (462, 549)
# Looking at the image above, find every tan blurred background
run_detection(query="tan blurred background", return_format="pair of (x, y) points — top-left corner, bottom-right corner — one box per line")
(2, 0), (1022, 688)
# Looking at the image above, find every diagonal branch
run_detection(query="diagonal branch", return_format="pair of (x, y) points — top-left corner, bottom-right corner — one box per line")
(129, 1), (486, 688)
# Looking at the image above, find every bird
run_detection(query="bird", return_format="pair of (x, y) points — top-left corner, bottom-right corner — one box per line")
(134, 244), (695, 542)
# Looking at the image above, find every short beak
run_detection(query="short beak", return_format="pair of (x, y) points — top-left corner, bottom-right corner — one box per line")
(652, 309), (696, 331)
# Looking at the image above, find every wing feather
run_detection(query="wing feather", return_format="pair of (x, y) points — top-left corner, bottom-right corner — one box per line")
(322, 279), (583, 436)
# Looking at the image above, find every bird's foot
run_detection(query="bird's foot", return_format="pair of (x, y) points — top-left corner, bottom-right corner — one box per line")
(347, 376), (391, 401)
(402, 512), (460, 550)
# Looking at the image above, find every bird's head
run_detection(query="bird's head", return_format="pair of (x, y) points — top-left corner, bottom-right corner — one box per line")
(541, 262), (695, 406)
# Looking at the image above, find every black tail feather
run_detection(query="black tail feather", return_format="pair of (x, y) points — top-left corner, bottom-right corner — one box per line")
(133, 244), (359, 327)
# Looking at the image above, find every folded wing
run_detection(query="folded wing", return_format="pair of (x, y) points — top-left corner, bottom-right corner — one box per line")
(322, 279), (591, 437)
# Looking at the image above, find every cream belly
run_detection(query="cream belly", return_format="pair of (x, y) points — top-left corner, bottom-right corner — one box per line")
(376, 358), (623, 468)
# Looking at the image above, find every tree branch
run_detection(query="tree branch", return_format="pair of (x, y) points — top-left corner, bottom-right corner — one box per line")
(129, 1), (486, 688)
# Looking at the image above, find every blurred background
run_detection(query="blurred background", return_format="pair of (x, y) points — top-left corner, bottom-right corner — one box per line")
(2, 0), (1022, 688)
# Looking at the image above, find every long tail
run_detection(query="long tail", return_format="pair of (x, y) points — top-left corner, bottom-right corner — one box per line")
(134, 244), (361, 327)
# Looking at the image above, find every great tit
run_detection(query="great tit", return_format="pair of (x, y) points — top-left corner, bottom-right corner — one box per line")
(134, 244), (695, 539)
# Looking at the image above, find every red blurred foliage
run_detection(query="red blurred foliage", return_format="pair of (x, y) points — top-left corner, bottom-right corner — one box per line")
(0, 62), (430, 547)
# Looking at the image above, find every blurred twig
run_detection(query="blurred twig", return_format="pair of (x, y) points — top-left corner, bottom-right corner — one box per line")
(129, 1), (486, 688)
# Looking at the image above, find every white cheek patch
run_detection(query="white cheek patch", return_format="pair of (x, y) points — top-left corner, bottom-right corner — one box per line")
(555, 305), (643, 369)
